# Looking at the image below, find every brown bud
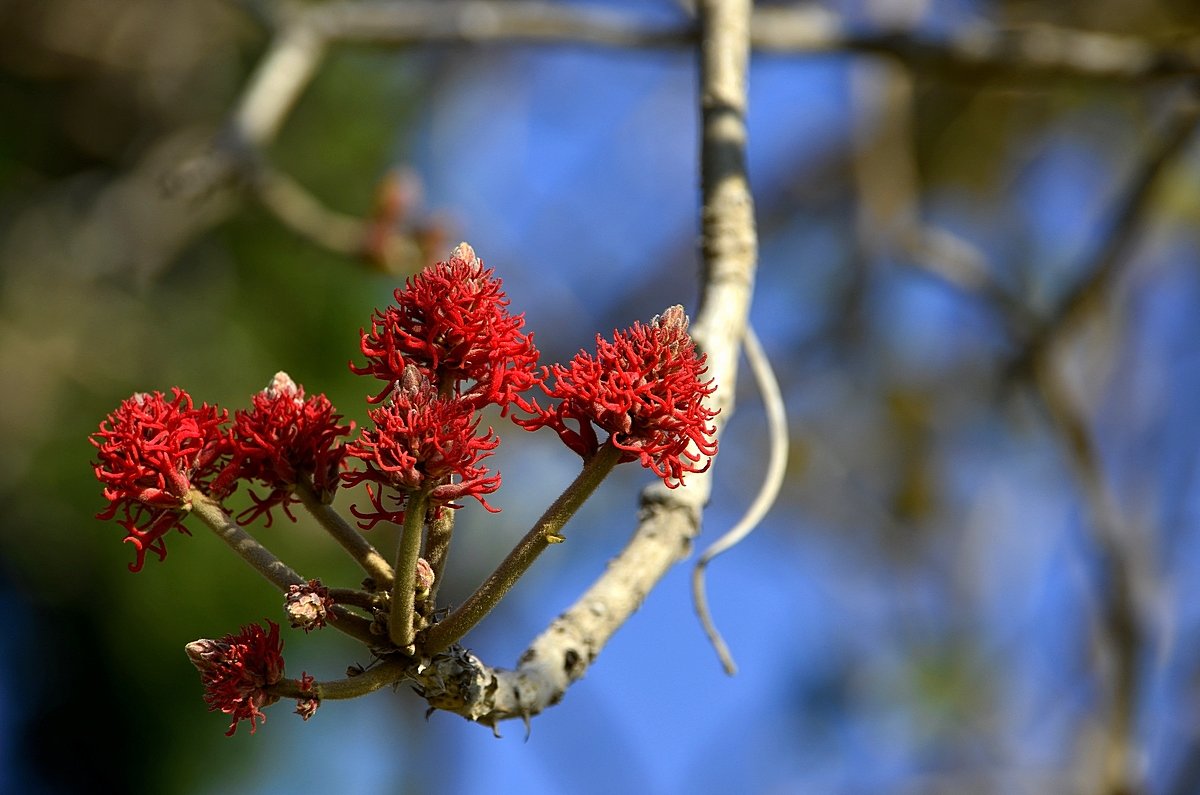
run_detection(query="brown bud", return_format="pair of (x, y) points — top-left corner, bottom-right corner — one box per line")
(399, 364), (424, 397)
(184, 638), (226, 672)
(652, 305), (688, 335)
(264, 371), (300, 401)
(414, 557), (435, 594)
(451, 241), (478, 266)
(285, 579), (333, 633)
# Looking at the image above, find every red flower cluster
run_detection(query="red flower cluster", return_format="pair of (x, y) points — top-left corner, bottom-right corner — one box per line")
(518, 305), (718, 486)
(185, 621), (285, 736)
(343, 367), (500, 528)
(90, 378), (353, 569)
(351, 242), (540, 412)
(90, 389), (234, 571)
(231, 372), (353, 526)
(90, 242), (722, 736)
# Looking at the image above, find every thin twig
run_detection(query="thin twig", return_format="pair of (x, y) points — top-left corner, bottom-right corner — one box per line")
(188, 487), (307, 591)
(389, 489), (430, 650)
(326, 587), (384, 610)
(692, 324), (787, 675)
(423, 507), (455, 603)
(270, 657), (410, 701)
(296, 475), (395, 589)
(186, 488), (378, 645)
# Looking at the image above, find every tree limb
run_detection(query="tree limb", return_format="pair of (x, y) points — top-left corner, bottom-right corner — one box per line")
(391, 0), (759, 727)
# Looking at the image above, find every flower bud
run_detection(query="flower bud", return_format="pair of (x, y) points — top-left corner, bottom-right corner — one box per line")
(414, 557), (435, 594)
(285, 580), (334, 633)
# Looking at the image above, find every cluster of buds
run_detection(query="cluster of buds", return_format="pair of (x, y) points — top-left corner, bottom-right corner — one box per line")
(90, 243), (718, 735)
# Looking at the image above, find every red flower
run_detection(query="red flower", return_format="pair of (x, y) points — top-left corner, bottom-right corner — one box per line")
(343, 367), (501, 528)
(231, 372), (354, 526)
(517, 306), (718, 487)
(185, 620), (285, 736)
(90, 388), (234, 571)
(351, 242), (540, 411)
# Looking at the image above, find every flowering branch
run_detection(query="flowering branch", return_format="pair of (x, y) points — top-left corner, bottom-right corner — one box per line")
(89, 228), (723, 733)
(381, 0), (760, 726)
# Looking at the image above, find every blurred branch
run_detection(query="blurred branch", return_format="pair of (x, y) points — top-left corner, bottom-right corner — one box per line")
(1018, 88), (1200, 795)
(256, 173), (373, 256)
(897, 224), (1036, 335)
(162, 2), (1200, 274)
(175, 1), (1200, 202)
(845, 44), (1036, 336)
(750, 7), (1200, 81)
(841, 27), (1197, 791)
(1033, 351), (1147, 795)
(1014, 89), (1200, 375)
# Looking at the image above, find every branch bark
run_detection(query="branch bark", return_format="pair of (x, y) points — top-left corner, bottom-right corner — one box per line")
(173, 2), (1200, 204)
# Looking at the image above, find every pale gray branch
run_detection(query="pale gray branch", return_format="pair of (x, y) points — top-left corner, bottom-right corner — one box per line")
(751, 7), (1200, 80)
(398, 0), (759, 727)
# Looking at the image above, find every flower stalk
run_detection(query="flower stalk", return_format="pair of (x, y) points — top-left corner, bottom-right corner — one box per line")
(295, 475), (395, 589)
(389, 488), (430, 650)
(421, 441), (623, 655)
(269, 658), (410, 701)
(423, 507), (455, 601)
(187, 488), (305, 592)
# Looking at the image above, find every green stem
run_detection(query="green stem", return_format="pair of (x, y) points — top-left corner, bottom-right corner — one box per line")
(328, 587), (385, 610)
(421, 442), (622, 655)
(187, 488), (378, 647)
(326, 606), (383, 646)
(423, 507), (455, 602)
(269, 657), (410, 700)
(295, 475), (395, 589)
(188, 488), (305, 591)
(388, 489), (430, 650)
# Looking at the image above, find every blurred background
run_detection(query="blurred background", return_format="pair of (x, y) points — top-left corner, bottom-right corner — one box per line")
(2, 0), (1199, 793)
